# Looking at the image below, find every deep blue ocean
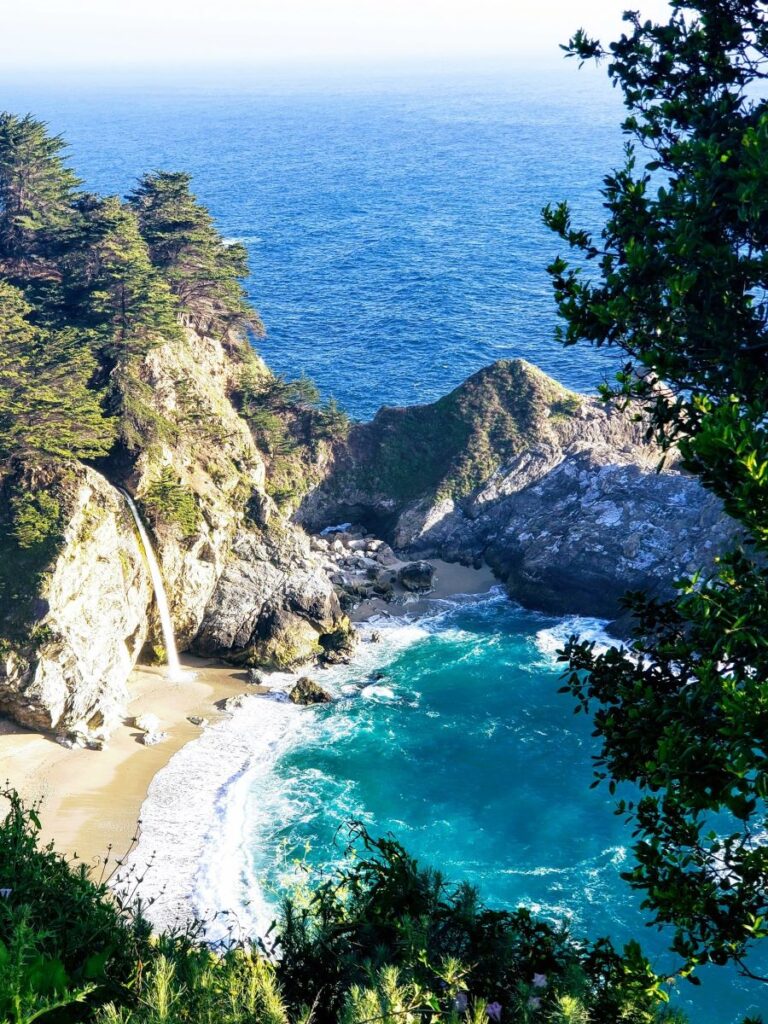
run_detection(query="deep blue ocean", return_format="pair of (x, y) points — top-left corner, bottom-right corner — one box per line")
(4, 67), (763, 1021)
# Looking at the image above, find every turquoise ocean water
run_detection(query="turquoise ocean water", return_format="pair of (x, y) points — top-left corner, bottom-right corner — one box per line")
(2, 67), (764, 1021)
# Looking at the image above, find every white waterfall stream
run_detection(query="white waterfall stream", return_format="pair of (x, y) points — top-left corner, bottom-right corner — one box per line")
(122, 491), (187, 682)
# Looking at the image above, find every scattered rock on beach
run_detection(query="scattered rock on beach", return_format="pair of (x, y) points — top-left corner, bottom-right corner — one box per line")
(133, 713), (161, 733)
(187, 715), (208, 727)
(289, 676), (333, 706)
(140, 730), (169, 746)
(398, 561), (436, 592)
(246, 668), (264, 685)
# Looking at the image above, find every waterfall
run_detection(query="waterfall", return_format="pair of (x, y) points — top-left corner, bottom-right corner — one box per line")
(122, 491), (187, 682)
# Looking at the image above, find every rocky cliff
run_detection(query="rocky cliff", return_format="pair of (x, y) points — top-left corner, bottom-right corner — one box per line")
(298, 360), (732, 618)
(0, 327), (346, 741)
(0, 346), (732, 741)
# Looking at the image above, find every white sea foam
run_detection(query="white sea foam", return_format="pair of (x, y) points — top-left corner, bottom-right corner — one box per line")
(122, 585), (616, 941)
(533, 615), (616, 669)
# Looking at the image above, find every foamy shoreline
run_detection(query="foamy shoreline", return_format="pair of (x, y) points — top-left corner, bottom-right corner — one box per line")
(0, 560), (497, 887)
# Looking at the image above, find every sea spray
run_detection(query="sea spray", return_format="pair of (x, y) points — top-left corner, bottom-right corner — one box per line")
(122, 491), (189, 682)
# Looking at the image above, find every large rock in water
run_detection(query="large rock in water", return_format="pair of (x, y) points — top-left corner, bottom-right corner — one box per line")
(288, 676), (333, 705)
(299, 359), (733, 618)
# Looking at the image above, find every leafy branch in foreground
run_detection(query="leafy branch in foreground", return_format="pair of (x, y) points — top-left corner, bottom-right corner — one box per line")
(0, 793), (686, 1024)
(544, 0), (768, 986)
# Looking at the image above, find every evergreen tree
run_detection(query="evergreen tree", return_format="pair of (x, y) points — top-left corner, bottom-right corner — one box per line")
(0, 113), (80, 271)
(544, 0), (768, 987)
(64, 195), (180, 357)
(127, 171), (263, 338)
(0, 281), (115, 463)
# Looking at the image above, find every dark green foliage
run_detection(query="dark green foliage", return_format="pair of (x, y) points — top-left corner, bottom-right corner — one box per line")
(10, 490), (61, 549)
(0, 113), (80, 270)
(0, 791), (145, 1000)
(140, 467), (200, 538)
(0, 795), (685, 1024)
(544, 0), (768, 988)
(0, 914), (96, 1024)
(273, 826), (670, 1024)
(0, 282), (115, 465)
(313, 397), (350, 442)
(63, 194), (181, 357)
(128, 171), (263, 339)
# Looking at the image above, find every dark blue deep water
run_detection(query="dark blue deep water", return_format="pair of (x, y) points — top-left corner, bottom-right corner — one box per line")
(2, 66), (620, 417)
(3, 68), (764, 1021)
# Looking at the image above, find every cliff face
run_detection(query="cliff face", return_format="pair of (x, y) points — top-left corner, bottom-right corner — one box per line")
(0, 328), (345, 740)
(299, 359), (732, 618)
(0, 346), (733, 739)
(0, 464), (150, 738)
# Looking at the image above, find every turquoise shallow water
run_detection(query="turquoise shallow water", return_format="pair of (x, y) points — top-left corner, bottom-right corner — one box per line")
(180, 594), (762, 1024)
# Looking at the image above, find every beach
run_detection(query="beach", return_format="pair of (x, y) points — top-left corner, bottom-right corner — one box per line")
(0, 559), (497, 875)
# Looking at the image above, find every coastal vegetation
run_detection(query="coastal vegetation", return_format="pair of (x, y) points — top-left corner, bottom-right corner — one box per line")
(544, 0), (768, 997)
(0, 792), (684, 1024)
(0, 1), (765, 1023)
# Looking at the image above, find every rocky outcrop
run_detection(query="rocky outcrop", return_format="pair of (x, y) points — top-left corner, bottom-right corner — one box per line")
(299, 359), (733, 618)
(288, 676), (333, 705)
(0, 463), (150, 737)
(397, 561), (435, 593)
(0, 328), (345, 740)
(0, 344), (734, 739)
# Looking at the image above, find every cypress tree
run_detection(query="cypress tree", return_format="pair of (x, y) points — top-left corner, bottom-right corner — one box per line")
(0, 281), (115, 463)
(128, 171), (263, 339)
(64, 195), (180, 357)
(0, 113), (80, 271)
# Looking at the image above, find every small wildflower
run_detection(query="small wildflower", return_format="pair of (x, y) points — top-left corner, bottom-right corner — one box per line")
(454, 992), (469, 1012)
(486, 1002), (502, 1021)
(527, 997), (542, 1010)
(532, 973), (548, 989)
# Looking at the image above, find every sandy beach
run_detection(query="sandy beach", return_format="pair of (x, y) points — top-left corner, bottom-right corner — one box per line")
(0, 559), (497, 874)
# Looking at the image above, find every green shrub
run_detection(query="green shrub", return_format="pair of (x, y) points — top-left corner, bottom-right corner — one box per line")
(10, 491), (61, 549)
(0, 790), (146, 998)
(0, 792), (702, 1024)
(141, 468), (200, 538)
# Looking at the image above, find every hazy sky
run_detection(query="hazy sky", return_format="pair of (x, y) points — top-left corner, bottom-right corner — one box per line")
(2, 1), (674, 72)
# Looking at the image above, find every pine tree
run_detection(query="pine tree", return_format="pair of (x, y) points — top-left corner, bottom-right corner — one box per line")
(64, 195), (180, 357)
(0, 113), (80, 272)
(127, 171), (263, 338)
(0, 281), (115, 463)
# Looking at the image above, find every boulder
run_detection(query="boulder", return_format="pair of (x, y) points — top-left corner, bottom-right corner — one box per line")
(319, 622), (357, 665)
(397, 561), (436, 592)
(134, 712), (161, 733)
(245, 607), (322, 671)
(245, 668), (263, 685)
(140, 730), (169, 746)
(288, 676), (333, 706)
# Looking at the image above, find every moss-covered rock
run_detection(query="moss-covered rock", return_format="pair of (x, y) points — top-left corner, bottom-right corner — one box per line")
(288, 676), (333, 705)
